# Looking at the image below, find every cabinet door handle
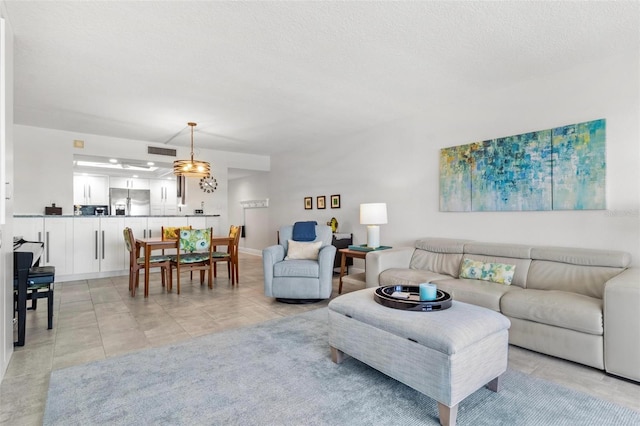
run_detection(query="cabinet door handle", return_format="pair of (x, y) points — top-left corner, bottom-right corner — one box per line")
(102, 230), (105, 259)
(88, 185), (91, 199)
(38, 231), (42, 242)
(143, 229), (147, 238)
(46, 231), (50, 263)
(149, 230), (152, 238)
(95, 230), (98, 260)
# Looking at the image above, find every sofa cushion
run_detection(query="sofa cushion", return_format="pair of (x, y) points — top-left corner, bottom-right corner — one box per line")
(531, 246), (631, 268)
(379, 268), (452, 287)
(459, 259), (516, 285)
(274, 259), (319, 278)
(501, 289), (603, 335)
(409, 238), (471, 278)
(410, 251), (463, 278)
(526, 260), (624, 299)
(431, 277), (522, 312)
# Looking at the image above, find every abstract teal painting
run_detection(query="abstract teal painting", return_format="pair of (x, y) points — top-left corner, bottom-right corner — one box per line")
(439, 144), (474, 212)
(552, 119), (606, 210)
(439, 119), (606, 212)
(471, 130), (552, 211)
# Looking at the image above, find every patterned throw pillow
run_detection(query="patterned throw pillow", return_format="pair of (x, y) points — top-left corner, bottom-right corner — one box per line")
(179, 229), (211, 253)
(485, 262), (516, 285)
(459, 259), (486, 280)
(459, 258), (516, 285)
(285, 240), (322, 260)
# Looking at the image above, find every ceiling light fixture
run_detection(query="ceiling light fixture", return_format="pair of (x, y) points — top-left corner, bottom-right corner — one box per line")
(173, 122), (210, 178)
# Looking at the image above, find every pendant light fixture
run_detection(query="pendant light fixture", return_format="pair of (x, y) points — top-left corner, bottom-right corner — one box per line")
(173, 122), (211, 178)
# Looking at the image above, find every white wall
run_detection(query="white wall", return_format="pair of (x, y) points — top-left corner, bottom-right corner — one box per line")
(267, 52), (640, 266)
(0, 4), (14, 380)
(13, 126), (270, 227)
(228, 172), (270, 252)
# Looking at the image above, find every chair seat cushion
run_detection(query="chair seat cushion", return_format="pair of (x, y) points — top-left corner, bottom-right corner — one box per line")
(14, 266), (55, 289)
(212, 251), (230, 258)
(136, 255), (171, 265)
(274, 259), (319, 278)
(173, 253), (211, 264)
(28, 266), (55, 277)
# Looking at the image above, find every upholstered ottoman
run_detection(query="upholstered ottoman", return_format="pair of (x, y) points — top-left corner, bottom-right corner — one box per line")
(328, 288), (511, 426)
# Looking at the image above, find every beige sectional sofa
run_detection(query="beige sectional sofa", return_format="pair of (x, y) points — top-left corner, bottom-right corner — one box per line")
(365, 237), (640, 383)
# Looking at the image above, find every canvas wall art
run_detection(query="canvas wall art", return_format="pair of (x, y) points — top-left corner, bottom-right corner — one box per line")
(552, 119), (606, 210)
(439, 144), (473, 212)
(471, 130), (552, 212)
(439, 119), (605, 212)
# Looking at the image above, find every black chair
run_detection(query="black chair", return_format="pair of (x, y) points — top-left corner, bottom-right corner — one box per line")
(13, 251), (55, 347)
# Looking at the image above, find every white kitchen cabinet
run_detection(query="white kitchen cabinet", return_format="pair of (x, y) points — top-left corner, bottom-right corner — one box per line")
(187, 216), (206, 230)
(43, 217), (74, 276)
(73, 175), (109, 205)
(14, 217), (44, 242)
(124, 217), (149, 239)
(100, 217), (126, 272)
(149, 178), (177, 215)
(73, 217), (125, 274)
(109, 177), (150, 190)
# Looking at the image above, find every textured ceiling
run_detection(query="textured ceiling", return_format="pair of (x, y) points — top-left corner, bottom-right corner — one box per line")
(4, 1), (639, 155)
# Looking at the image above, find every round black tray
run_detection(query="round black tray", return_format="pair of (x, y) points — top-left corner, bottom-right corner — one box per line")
(374, 285), (452, 312)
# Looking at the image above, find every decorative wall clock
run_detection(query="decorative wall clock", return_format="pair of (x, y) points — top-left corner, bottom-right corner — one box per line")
(199, 176), (218, 193)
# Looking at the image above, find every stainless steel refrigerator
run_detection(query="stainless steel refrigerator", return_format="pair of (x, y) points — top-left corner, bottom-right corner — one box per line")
(109, 188), (150, 216)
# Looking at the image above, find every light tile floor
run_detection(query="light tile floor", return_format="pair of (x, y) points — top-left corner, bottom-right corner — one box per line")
(1, 253), (639, 425)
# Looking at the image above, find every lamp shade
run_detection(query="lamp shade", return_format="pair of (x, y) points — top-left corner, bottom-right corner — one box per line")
(360, 203), (388, 225)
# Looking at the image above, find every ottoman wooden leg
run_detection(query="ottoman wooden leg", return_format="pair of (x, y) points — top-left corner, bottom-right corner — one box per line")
(486, 375), (502, 392)
(330, 346), (345, 364)
(437, 402), (458, 426)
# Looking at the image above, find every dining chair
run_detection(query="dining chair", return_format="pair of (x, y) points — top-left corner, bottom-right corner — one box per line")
(169, 228), (214, 294)
(212, 225), (242, 285)
(161, 225), (193, 254)
(229, 225), (242, 284)
(13, 251), (55, 346)
(123, 227), (172, 297)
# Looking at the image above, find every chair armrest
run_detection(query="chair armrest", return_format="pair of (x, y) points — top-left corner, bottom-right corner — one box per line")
(262, 245), (285, 297)
(318, 244), (337, 297)
(604, 267), (640, 382)
(365, 247), (415, 287)
(318, 245), (337, 278)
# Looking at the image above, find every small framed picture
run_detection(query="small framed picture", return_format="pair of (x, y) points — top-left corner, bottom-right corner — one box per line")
(330, 194), (341, 209)
(304, 197), (312, 210)
(317, 196), (326, 209)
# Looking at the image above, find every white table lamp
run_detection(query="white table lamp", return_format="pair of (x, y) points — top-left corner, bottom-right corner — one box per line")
(360, 203), (388, 249)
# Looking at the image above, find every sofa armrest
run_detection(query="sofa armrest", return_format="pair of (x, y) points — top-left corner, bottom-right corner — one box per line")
(604, 267), (640, 382)
(365, 247), (415, 288)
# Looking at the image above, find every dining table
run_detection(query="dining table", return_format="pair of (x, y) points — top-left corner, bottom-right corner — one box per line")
(135, 236), (234, 297)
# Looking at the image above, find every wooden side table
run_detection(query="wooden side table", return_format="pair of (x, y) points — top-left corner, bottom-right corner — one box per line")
(338, 248), (368, 294)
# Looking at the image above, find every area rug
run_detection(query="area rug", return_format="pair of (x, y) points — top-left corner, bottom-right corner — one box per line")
(44, 308), (640, 425)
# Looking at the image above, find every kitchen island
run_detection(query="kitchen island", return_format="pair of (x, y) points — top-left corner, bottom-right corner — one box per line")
(13, 215), (222, 282)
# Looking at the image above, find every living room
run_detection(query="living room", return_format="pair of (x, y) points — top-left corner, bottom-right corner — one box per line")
(1, 1), (639, 424)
